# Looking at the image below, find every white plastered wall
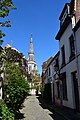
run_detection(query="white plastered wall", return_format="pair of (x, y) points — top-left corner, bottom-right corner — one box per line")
(59, 23), (77, 109)
(75, 26), (80, 108)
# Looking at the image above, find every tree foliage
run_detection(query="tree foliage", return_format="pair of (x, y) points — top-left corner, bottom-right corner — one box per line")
(0, 0), (15, 18)
(4, 46), (28, 76)
(4, 62), (30, 112)
(41, 83), (52, 102)
(30, 70), (41, 89)
(4, 46), (23, 62)
(0, 99), (14, 120)
(0, 0), (16, 45)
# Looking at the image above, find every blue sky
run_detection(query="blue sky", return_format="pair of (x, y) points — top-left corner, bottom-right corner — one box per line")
(2, 0), (69, 74)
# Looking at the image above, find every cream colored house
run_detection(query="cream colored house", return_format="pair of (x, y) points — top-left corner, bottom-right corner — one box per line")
(56, 0), (80, 111)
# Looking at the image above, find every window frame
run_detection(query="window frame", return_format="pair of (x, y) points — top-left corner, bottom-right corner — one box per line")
(61, 45), (66, 66)
(69, 34), (75, 60)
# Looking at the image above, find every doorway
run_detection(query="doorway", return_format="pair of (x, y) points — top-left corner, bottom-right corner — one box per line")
(72, 71), (79, 111)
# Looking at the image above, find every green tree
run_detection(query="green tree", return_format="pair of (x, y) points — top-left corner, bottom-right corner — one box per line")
(4, 62), (30, 112)
(0, 0), (16, 45)
(4, 46), (23, 63)
(0, 0), (16, 83)
(0, 100), (14, 120)
(4, 46), (28, 76)
(30, 70), (41, 90)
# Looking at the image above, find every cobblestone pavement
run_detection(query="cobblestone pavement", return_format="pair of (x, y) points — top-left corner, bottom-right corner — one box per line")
(19, 96), (66, 120)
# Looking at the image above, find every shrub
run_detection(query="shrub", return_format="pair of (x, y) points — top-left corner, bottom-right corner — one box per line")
(0, 100), (14, 120)
(4, 62), (30, 112)
(42, 83), (52, 102)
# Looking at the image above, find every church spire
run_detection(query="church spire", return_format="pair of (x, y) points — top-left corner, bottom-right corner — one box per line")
(27, 35), (38, 74)
(29, 34), (34, 54)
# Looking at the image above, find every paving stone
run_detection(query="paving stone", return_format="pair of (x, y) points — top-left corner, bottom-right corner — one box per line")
(20, 96), (53, 120)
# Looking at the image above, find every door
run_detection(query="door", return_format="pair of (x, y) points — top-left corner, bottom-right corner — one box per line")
(72, 71), (79, 111)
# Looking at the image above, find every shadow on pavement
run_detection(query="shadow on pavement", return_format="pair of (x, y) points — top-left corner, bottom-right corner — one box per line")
(37, 95), (66, 120)
(15, 112), (25, 120)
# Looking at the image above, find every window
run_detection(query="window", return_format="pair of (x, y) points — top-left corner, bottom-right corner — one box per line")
(61, 45), (65, 66)
(49, 67), (51, 76)
(29, 66), (31, 71)
(69, 34), (75, 59)
(60, 8), (68, 26)
(34, 64), (36, 69)
(61, 72), (68, 100)
(54, 58), (59, 71)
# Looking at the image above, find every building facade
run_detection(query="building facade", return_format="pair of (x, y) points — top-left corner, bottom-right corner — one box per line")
(41, 0), (80, 112)
(56, 0), (80, 111)
(45, 52), (60, 105)
(41, 57), (53, 86)
(41, 61), (47, 87)
(73, 20), (80, 111)
(27, 36), (38, 75)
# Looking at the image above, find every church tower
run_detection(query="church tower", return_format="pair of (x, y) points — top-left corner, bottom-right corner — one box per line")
(27, 35), (38, 74)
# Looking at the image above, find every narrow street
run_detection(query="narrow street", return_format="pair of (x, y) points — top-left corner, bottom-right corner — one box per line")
(16, 95), (66, 120)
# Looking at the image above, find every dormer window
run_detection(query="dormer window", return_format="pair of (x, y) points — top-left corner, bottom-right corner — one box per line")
(60, 9), (68, 26)
(60, 3), (70, 27)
